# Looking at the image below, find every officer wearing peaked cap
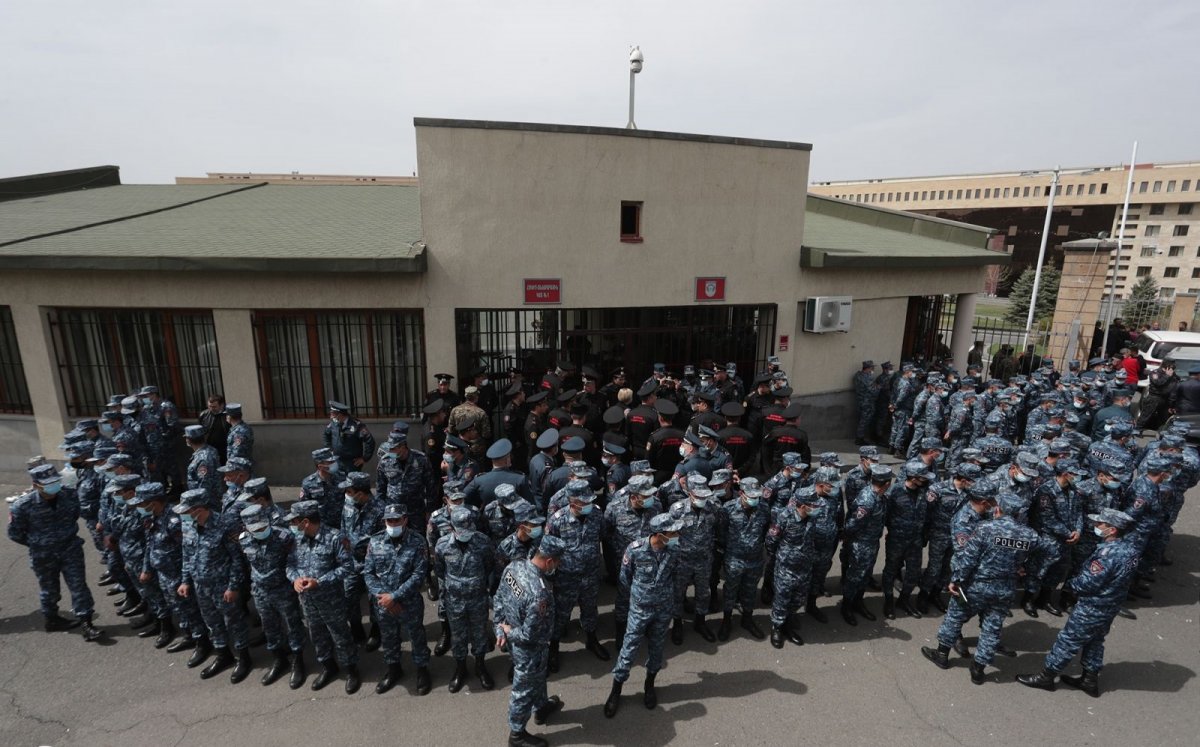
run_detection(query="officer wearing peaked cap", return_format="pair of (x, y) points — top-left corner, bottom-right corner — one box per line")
(301, 447), (344, 528)
(184, 424), (222, 509)
(426, 373), (461, 411)
(466, 438), (535, 512)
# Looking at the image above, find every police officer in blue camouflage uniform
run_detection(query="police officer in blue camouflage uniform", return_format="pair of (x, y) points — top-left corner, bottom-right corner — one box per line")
(286, 499), (360, 693)
(917, 463), (980, 614)
(110, 476), (168, 632)
(881, 464), (935, 619)
(183, 424), (222, 508)
(853, 360), (878, 446)
(802, 468), (843, 623)
(217, 456), (253, 513)
(339, 471), (385, 649)
(175, 488), (252, 683)
(494, 536), (564, 747)
(604, 513), (682, 719)
(324, 400), (376, 475)
(1018, 507), (1141, 697)
(840, 464), (893, 625)
(546, 482), (610, 670)
(484, 482), (525, 545)
(668, 482), (720, 644)
(364, 503), (432, 696)
(435, 506), (498, 692)
(376, 424), (438, 535)
(238, 504), (308, 688)
(8, 464), (103, 641)
(922, 491), (1044, 684)
(766, 488), (820, 648)
(1021, 460), (1086, 618)
(300, 447), (343, 527)
(716, 477), (769, 641)
(427, 486), (478, 656)
(603, 476), (660, 641)
(127, 482), (177, 644)
(224, 403), (254, 462)
(136, 480), (199, 651)
(498, 501), (545, 572)
(888, 364), (919, 455)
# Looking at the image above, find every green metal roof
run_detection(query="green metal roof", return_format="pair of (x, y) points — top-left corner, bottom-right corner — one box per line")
(801, 195), (1006, 269)
(0, 183), (425, 273)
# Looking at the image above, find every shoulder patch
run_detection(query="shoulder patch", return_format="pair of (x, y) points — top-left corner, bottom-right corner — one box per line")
(1088, 559), (1105, 574)
(855, 506), (868, 519)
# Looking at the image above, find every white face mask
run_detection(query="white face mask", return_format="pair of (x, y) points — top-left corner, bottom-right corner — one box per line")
(678, 445), (690, 459)
(385, 525), (405, 538)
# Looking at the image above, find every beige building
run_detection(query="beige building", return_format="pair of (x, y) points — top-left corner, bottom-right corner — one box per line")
(0, 119), (1002, 482)
(176, 172), (418, 187)
(810, 161), (1200, 300)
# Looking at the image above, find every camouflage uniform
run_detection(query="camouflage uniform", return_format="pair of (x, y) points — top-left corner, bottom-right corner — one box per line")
(668, 496), (719, 618)
(287, 524), (357, 666)
(181, 510), (249, 649)
(239, 526), (306, 654)
(493, 559), (555, 732)
(766, 502), (817, 628)
(546, 503), (603, 638)
(7, 487), (95, 622)
(612, 537), (679, 683)
(363, 527), (430, 668)
(434, 530), (496, 659)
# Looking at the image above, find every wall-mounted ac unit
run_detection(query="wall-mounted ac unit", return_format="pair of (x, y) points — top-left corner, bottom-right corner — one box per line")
(803, 296), (853, 333)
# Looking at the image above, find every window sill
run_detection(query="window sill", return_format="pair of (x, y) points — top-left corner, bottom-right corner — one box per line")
(620, 236), (644, 244)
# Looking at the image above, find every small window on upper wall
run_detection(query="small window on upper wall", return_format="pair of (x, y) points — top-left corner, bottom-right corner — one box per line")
(620, 201), (643, 242)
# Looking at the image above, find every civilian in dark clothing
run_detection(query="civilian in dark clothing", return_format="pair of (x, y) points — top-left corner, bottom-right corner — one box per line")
(1171, 366), (1200, 415)
(198, 393), (229, 462)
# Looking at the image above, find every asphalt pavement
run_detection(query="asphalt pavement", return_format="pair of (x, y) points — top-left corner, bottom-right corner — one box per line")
(1, 478), (1197, 747)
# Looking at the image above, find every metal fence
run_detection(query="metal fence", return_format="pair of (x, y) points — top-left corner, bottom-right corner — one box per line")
(0, 306), (33, 414)
(930, 295), (1057, 374)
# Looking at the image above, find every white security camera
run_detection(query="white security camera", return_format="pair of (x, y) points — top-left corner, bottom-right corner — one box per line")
(629, 46), (643, 73)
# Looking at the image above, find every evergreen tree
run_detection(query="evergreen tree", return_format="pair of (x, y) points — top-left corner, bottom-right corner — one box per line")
(1123, 276), (1163, 328)
(1003, 266), (1061, 326)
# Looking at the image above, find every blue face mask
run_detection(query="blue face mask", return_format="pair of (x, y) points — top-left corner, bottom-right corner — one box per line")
(578, 503), (594, 516)
(1093, 526), (1107, 538)
(1102, 479), (1120, 490)
(289, 524), (303, 537)
(453, 529), (474, 543)
(691, 497), (707, 509)
(141, 398), (153, 407)
(40, 482), (63, 496)
(743, 497), (760, 508)
(640, 496), (656, 510)
(100, 423), (115, 437)
(250, 527), (271, 540)
(181, 513), (196, 524)
(136, 506), (153, 517)
(528, 526), (544, 540)
(666, 536), (680, 548)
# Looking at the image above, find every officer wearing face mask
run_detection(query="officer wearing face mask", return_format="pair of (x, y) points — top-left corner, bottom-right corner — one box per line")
(434, 506), (498, 693)
(765, 489), (822, 648)
(672, 431), (713, 483)
(285, 499), (359, 693)
(497, 500), (546, 572)
(841, 465), (894, 625)
(604, 476), (661, 641)
(323, 400), (376, 475)
(299, 448), (342, 527)
(427, 487), (479, 657)
(338, 472), (385, 651)
(801, 468), (843, 623)
(601, 441), (631, 499)
(667, 483), (720, 644)
(604, 513), (683, 720)
(8, 464), (103, 641)
(880, 466), (935, 620)
(716, 477), (769, 641)
(364, 504), (432, 696)
(976, 453), (1040, 524)
(237, 503), (307, 688)
(546, 482), (609, 671)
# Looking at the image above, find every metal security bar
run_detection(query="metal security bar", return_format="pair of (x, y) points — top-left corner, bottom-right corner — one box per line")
(0, 306), (33, 414)
(47, 308), (222, 418)
(454, 305), (777, 386)
(253, 310), (426, 419)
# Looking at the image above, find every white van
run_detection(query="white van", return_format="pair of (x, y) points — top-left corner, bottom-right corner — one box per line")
(1135, 330), (1200, 388)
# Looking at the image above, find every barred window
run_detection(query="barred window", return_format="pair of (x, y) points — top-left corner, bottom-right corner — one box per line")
(253, 310), (425, 419)
(48, 309), (222, 418)
(0, 307), (33, 414)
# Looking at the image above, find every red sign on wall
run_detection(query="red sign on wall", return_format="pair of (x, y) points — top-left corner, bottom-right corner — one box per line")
(779, 335), (789, 351)
(695, 277), (726, 302)
(524, 278), (562, 304)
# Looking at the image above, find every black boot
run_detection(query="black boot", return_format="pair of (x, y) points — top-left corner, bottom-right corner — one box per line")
(116, 591), (142, 616)
(853, 594), (876, 622)
(448, 659), (468, 693)
(883, 595), (896, 620)
(230, 647), (253, 684)
(376, 663), (403, 694)
(585, 632), (611, 661)
(201, 646), (236, 680)
(45, 613), (81, 632)
(969, 661), (986, 685)
(168, 635), (197, 654)
(311, 660), (340, 691)
(365, 621), (381, 652)
(345, 664), (361, 694)
(1016, 668), (1057, 691)
(644, 672), (658, 709)
(915, 590), (931, 615)
(953, 638), (972, 658)
(740, 612), (765, 639)
(671, 617), (683, 645)
(806, 595), (828, 624)
(717, 612), (733, 641)
(615, 620), (627, 645)
(349, 615), (367, 643)
(128, 613), (154, 630)
(416, 666), (431, 696)
(81, 619), (103, 642)
(840, 600), (858, 626)
(289, 651), (307, 690)
(1061, 669), (1100, 698)
(137, 618), (163, 639)
(994, 642), (1018, 658)
(187, 636), (213, 668)
(1021, 590), (1039, 618)
(898, 592), (922, 619)
(921, 645), (950, 670)
(98, 571), (115, 586)
(548, 640), (560, 673)
(785, 622), (804, 646)
(770, 626), (785, 649)
(534, 694), (564, 725)
(603, 680), (623, 718)
(508, 663), (515, 683)
(508, 730), (548, 747)
(154, 618), (177, 649)
(262, 650), (290, 686)
(476, 655), (495, 690)
(693, 615), (716, 643)
(434, 620), (452, 656)
(1036, 589), (1063, 617)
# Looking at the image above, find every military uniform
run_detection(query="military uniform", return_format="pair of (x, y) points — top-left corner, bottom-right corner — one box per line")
(181, 507), (249, 650)
(719, 496), (770, 617)
(546, 502), (604, 641)
(226, 421), (255, 463)
(881, 480), (932, 608)
(434, 528), (497, 661)
(612, 535), (679, 684)
(324, 412), (376, 475)
(239, 523), (306, 656)
(376, 450), (438, 532)
(286, 520), (357, 667)
(603, 488), (659, 634)
(186, 444), (222, 508)
(7, 483), (96, 626)
(668, 494), (719, 620)
(853, 367), (878, 442)
(300, 470), (342, 528)
(766, 501), (817, 634)
(493, 557), (556, 735)
(363, 525), (431, 671)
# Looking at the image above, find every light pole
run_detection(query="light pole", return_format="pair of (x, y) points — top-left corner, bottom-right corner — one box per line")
(1100, 141), (1139, 358)
(627, 47), (643, 129)
(1023, 167), (1060, 350)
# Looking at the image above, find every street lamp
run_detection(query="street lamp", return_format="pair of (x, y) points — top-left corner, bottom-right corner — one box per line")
(627, 46), (643, 130)
(1099, 141), (1139, 358)
(1022, 167), (1060, 350)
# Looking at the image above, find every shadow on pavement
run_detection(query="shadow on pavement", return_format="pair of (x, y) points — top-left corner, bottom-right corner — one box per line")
(1098, 660), (1196, 692)
(0, 610), (46, 634)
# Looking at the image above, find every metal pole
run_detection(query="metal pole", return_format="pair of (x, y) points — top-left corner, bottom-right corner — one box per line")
(1100, 141), (1138, 358)
(1023, 168), (1060, 350)
(627, 70), (636, 129)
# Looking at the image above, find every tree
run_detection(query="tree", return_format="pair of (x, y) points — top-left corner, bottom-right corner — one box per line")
(1003, 266), (1061, 326)
(1123, 276), (1164, 329)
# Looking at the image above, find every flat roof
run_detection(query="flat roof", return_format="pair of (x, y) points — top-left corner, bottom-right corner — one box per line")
(801, 195), (1006, 269)
(414, 117), (812, 152)
(0, 183), (425, 273)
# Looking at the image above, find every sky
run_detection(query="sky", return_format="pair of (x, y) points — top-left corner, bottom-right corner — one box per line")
(3, 0), (1197, 184)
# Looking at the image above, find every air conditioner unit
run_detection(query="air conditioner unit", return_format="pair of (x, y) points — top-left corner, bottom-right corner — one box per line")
(803, 296), (853, 333)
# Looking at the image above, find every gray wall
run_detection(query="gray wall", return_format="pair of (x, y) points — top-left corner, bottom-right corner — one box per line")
(0, 416), (41, 485)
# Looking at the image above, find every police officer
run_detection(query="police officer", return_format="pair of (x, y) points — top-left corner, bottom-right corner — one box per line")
(766, 488), (821, 648)
(175, 488), (252, 682)
(376, 425), (438, 535)
(239, 504), (308, 688)
(668, 483), (719, 643)
(761, 403), (811, 473)
(922, 491), (1043, 685)
(285, 499), (360, 693)
(881, 465), (935, 619)
(434, 506), (497, 693)
(483, 482), (526, 545)
(494, 536), (565, 747)
(128, 482), (178, 644)
(1017, 507), (1142, 697)
(917, 463), (981, 614)
(841, 465), (893, 625)
(498, 501), (546, 572)
(426, 373), (461, 410)
(225, 403), (254, 463)
(339, 471), (385, 649)
(8, 464), (103, 641)
(324, 401), (376, 475)
(217, 456), (253, 514)
(604, 476), (660, 641)
(183, 424), (221, 508)
(802, 468), (843, 623)
(467, 438), (535, 510)
(717, 477), (769, 640)
(546, 482), (609, 670)
(136, 479), (196, 650)
(853, 360), (878, 446)
(364, 504), (432, 696)
(300, 448), (343, 527)
(528, 428), (559, 513)
(423, 398), (449, 469)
